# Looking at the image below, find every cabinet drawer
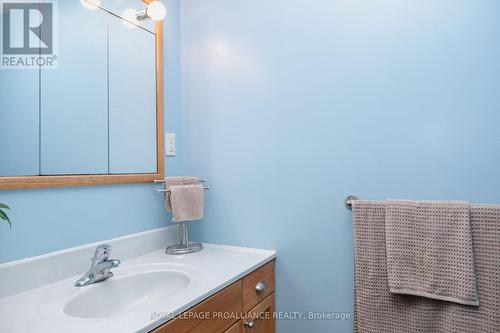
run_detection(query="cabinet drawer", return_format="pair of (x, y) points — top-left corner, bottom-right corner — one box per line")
(243, 293), (275, 333)
(242, 260), (275, 312)
(152, 280), (242, 333)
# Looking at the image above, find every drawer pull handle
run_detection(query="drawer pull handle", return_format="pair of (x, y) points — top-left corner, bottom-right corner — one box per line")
(244, 320), (256, 328)
(255, 281), (267, 293)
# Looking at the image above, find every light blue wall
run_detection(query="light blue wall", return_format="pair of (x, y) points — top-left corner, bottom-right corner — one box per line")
(180, 1), (500, 332)
(0, 0), (182, 263)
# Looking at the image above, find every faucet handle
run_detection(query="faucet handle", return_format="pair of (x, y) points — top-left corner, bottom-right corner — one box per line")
(93, 244), (112, 262)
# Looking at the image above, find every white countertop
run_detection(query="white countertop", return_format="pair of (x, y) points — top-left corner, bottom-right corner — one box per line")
(0, 243), (276, 333)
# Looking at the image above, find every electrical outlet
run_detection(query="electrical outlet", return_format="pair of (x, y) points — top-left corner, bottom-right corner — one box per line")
(166, 133), (176, 156)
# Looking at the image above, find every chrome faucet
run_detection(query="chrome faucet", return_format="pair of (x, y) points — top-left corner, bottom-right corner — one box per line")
(74, 244), (121, 287)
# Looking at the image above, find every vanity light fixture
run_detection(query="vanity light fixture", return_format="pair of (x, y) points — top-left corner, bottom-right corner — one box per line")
(135, 1), (167, 21)
(80, 0), (101, 10)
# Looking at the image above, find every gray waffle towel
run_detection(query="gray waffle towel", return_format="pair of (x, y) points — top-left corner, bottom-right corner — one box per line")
(353, 200), (500, 333)
(385, 200), (478, 306)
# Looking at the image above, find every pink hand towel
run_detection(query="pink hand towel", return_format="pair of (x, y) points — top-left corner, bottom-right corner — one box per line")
(169, 184), (204, 222)
(163, 177), (199, 211)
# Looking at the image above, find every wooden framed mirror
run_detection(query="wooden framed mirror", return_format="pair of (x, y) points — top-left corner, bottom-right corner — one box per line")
(0, 0), (164, 190)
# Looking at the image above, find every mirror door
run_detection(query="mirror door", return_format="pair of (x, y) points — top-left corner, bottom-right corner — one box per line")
(0, 0), (164, 189)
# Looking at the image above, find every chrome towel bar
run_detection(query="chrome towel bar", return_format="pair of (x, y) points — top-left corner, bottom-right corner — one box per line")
(157, 186), (210, 193)
(154, 178), (209, 193)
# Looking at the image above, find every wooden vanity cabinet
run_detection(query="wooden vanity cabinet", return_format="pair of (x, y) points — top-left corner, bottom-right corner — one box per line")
(151, 260), (275, 333)
(223, 294), (275, 333)
(224, 321), (242, 333)
(242, 294), (275, 333)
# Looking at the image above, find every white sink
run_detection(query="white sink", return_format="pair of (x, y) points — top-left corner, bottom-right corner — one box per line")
(64, 270), (190, 319)
(38, 263), (203, 320)
(1, 243), (276, 333)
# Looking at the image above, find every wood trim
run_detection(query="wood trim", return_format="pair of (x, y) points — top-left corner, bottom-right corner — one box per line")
(154, 19), (165, 179)
(0, 5), (165, 190)
(0, 173), (163, 190)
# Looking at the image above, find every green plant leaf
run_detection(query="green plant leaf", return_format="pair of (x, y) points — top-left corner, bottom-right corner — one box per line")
(0, 210), (11, 228)
(0, 203), (10, 210)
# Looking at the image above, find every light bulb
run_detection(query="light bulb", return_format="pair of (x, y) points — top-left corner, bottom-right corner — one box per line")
(122, 9), (139, 28)
(146, 1), (166, 21)
(80, 0), (101, 10)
